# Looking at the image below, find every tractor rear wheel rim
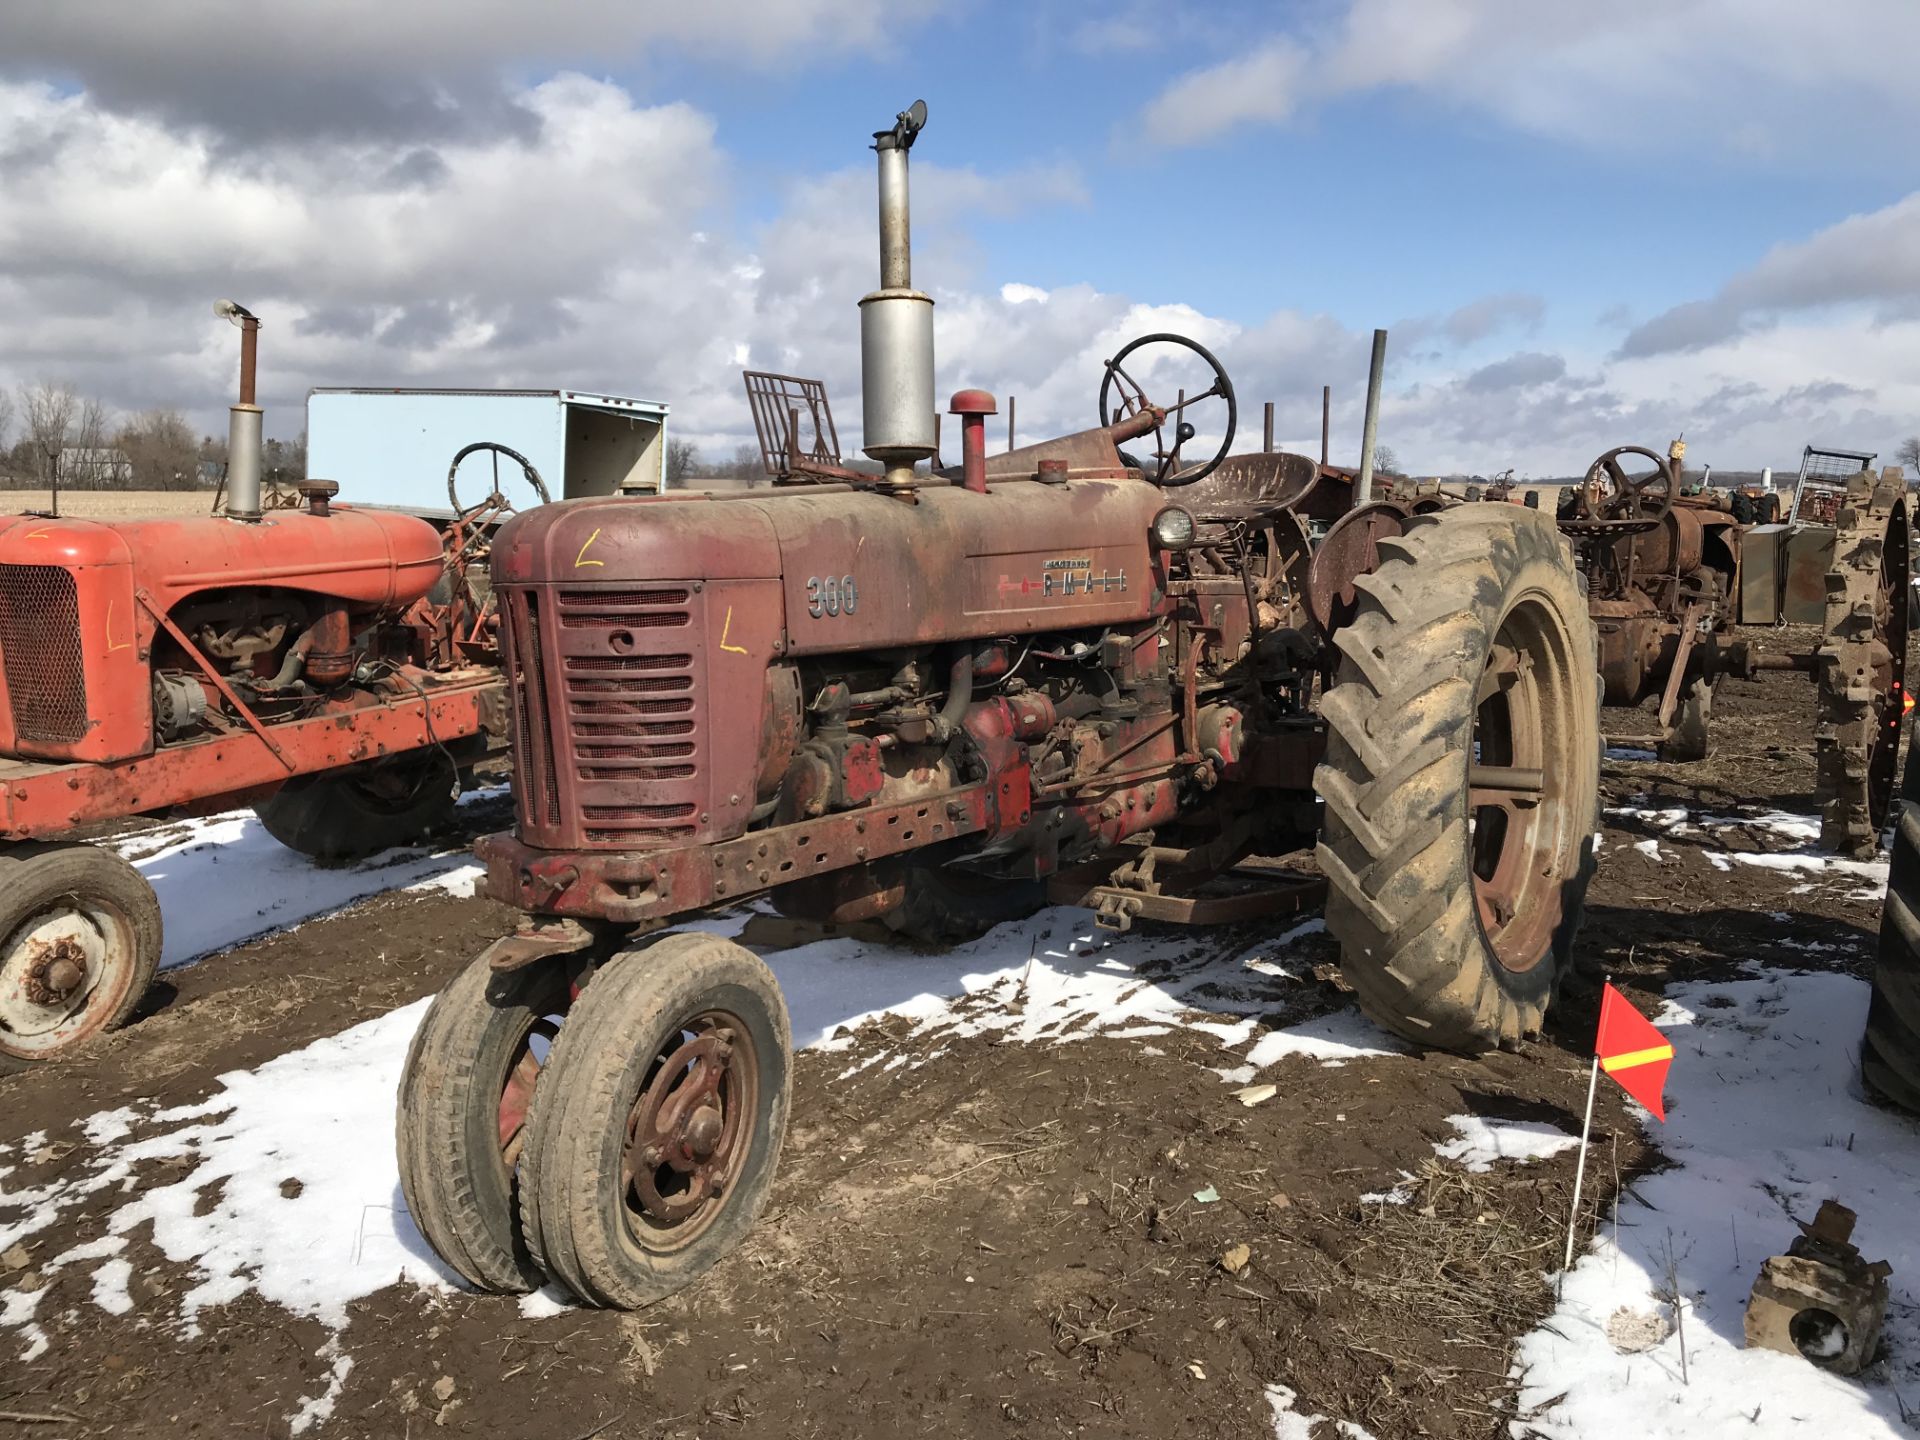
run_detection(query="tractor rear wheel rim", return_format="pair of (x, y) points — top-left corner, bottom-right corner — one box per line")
(0, 901), (133, 1053)
(620, 1009), (759, 1252)
(1468, 599), (1575, 973)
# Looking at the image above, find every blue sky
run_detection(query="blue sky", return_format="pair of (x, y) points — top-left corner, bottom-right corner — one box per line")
(1, 0), (1917, 475)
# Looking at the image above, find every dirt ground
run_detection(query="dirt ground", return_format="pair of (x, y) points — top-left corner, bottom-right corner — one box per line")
(0, 643), (1899, 1439)
(0, 490), (213, 519)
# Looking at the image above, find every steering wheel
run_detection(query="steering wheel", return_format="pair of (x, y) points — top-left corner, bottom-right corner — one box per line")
(1580, 445), (1674, 523)
(1097, 332), (1237, 487)
(446, 441), (553, 522)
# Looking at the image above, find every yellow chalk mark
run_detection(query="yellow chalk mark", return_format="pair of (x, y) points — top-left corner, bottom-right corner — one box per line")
(719, 605), (748, 654)
(24, 528), (53, 540)
(105, 599), (131, 653)
(574, 527), (605, 568)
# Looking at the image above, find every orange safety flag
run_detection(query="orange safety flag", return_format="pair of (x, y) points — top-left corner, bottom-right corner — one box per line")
(1595, 982), (1673, 1122)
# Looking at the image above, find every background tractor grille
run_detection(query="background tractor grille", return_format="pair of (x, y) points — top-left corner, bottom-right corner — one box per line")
(0, 565), (88, 743)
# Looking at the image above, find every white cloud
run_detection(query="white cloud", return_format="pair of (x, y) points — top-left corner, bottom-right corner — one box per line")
(0, 1), (946, 139)
(0, 67), (1910, 485)
(1139, 38), (1309, 149)
(1621, 189), (1920, 356)
(1136, 0), (1920, 160)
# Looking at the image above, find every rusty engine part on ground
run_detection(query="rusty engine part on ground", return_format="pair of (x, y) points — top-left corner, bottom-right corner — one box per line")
(1744, 1200), (1891, 1375)
(0, 312), (525, 1072)
(398, 99), (1605, 1313)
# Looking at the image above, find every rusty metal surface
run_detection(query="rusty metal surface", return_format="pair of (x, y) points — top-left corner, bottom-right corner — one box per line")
(0, 670), (500, 840)
(1306, 501), (1409, 634)
(476, 782), (999, 923)
(623, 1006), (760, 1237)
(743, 371), (840, 479)
(1784, 525), (1836, 625)
(1744, 1200), (1892, 1375)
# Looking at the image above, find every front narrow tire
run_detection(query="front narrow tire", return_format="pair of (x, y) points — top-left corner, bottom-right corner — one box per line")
(396, 955), (566, 1292)
(519, 933), (791, 1309)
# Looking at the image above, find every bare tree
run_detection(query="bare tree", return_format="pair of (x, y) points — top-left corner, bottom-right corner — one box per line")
(117, 409), (200, 490)
(19, 380), (77, 482)
(1373, 442), (1402, 477)
(1898, 436), (1920, 475)
(665, 438), (700, 485)
(0, 387), (13, 457)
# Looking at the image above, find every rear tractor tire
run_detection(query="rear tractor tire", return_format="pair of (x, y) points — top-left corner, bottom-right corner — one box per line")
(1316, 506), (1600, 1053)
(518, 933), (791, 1308)
(257, 750), (461, 863)
(1864, 729), (1920, 1113)
(0, 843), (162, 1072)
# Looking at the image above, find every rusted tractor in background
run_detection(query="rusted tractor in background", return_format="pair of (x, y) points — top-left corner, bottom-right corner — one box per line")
(0, 314), (533, 1072)
(1555, 440), (1908, 854)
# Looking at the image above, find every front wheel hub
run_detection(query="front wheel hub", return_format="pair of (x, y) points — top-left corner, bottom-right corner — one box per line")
(622, 1017), (757, 1238)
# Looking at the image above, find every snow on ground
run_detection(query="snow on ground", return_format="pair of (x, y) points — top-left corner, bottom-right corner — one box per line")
(1432, 1113), (1580, 1173)
(0, 900), (1390, 1409)
(1265, 1382), (1380, 1439)
(1610, 802), (1889, 899)
(1513, 970), (1920, 1438)
(112, 794), (496, 970)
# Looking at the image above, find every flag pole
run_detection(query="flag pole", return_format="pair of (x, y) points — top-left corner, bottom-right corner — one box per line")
(1562, 1050), (1601, 1288)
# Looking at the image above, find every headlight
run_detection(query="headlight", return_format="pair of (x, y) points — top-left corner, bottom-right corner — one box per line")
(1151, 505), (1196, 550)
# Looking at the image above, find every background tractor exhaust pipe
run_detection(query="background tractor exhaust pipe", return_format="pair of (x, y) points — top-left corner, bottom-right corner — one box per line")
(216, 298), (263, 521)
(860, 100), (935, 489)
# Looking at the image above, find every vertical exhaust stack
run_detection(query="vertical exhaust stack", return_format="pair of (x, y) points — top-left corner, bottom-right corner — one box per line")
(860, 100), (935, 489)
(215, 299), (264, 521)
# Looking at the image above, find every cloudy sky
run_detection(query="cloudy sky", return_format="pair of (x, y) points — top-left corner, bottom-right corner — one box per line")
(0, 0), (1916, 477)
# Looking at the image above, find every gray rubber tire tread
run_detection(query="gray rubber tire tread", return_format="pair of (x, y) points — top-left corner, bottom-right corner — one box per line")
(1865, 801), (1920, 1111)
(519, 933), (791, 1309)
(1315, 506), (1599, 1053)
(396, 954), (552, 1292)
(0, 844), (162, 1073)
(256, 753), (459, 863)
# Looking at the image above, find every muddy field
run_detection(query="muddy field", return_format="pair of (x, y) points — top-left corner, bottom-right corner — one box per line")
(0, 490), (213, 519)
(1, 649), (1915, 1439)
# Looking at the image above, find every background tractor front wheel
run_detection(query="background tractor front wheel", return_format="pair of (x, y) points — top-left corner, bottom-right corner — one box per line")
(0, 843), (162, 1072)
(1316, 506), (1600, 1053)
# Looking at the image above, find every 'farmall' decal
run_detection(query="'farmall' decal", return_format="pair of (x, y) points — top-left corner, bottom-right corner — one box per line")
(995, 555), (1127, 601)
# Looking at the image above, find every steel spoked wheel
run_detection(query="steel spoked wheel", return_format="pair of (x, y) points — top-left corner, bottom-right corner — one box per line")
(1468, 601), (1585, 975)
(621, 1010), (760, 1250)
(396, 954), (568, 1292)
(1819, 488), (1910, 855)
(0, 845), (161, 1072)
(520, 933), (791, 1309)
(1317, 505), (1600, 1052)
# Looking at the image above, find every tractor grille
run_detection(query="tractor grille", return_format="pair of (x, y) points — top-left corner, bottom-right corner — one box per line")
(502, 589), (561, 826)
(0, 565), (88, 743)
(503, 583), (706, 849)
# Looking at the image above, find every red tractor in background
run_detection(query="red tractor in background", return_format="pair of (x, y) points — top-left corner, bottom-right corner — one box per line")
(398, 103), (1602, 1310)
(0, 305), (532, 1071)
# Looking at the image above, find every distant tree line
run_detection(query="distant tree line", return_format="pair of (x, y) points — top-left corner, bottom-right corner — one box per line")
(0, 380), (305, 491)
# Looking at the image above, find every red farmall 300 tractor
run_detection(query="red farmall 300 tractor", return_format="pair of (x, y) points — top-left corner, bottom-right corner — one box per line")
(0, 307), (527, 1070)
(398, 103), (1602, 1308)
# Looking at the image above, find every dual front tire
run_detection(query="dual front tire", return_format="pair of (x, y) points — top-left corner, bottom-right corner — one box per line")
(398, 934), (790, 1305)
